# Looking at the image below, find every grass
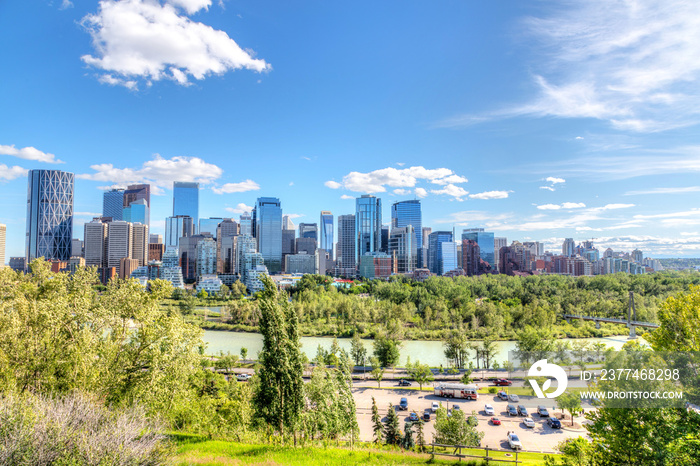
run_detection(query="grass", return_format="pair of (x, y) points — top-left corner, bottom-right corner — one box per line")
(168, 435), (550, 466)
(478, 386), (590, 397)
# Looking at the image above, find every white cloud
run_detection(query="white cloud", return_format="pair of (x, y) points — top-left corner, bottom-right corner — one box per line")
(77, 154), (222, 195)
(0, 164), (29, 181)
(536, 204), (562, 210)
(575, 136), (584, 140)
(286, 214), (304, 219)
(625, 186), (700, 195)
(326, 166), (460, 193)
(415, 188), (428, 198)
(60, 0), (74, 9)
(545, 177), (565, 184)
(0, 144), (63, 164)
(80, 0), (270, 89)
(430, 184), (469, 201)
(340, 194), (354, 200)
(432, 174), (469, 185)
(539, 186), (555, 191)
(468, 190), (511, 200)
(437, 210), (513, 224)
(211, 179), (260, 194)
(396, 162), (405, 166)
(561, 202), (586, 209)
(225, 203), (253, 214)
(289, 182), (294, 186)
(74, 211), (102, 217)
(592, 203), (636, 211)
(393, 188), (410, 195)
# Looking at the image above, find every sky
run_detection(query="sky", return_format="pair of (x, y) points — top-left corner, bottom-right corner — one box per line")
(2, 0), (700, 259)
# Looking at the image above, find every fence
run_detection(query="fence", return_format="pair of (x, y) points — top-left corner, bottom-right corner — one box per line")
(430, 443), (521, 464)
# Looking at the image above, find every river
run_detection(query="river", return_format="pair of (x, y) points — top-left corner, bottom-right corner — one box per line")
(202, 329), (637, 367)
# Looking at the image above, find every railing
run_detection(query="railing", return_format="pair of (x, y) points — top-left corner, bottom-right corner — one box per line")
(430, 443), (522, 464)
(563, 314), (659, 328)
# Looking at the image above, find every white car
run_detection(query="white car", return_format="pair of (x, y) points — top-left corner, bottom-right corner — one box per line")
(523, 417), (535, 428)
(236, 373), (252, 381)
(507, 432), (523, 450)
(508, 394), (520, 403)
(432, 402), (439, 413)
(484, 404), (495, 416)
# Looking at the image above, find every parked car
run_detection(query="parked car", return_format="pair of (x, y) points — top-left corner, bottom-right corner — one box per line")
(507, 432), (523, 450)
(508, 394), (520, 403)
(431, 402), (439, 412)
(491, 417), (502, 426)
(484, 404), (495, 416)
(399, 397), (408, 410)
(398, 379), (412, 387)
(494, 379), (512, 386)
(523, 417), (535, 428)
(507, 404), (518, 416)
(423, 410), (431, 422)
(538, 406), (550, 417)
(452, 405), (461, 412)
(517, 405), (528, 416)
(548, 417), (562, 429)
(236, 373), (252, 381)
(498, 391), (509, 401)
(408, 412), (419, 423)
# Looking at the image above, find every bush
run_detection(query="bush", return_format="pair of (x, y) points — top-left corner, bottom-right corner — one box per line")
(488, 387), (498, 394)
(0, 392), (169, 466)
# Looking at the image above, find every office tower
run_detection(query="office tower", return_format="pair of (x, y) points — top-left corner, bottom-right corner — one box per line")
(196, 237), (217, 276)
(359, 252), (392, 279)
(428, 231), (453, 275)
(148, 243), (164, 262)
(236, 235), (257, 276)
(562, 238), (575, 257)
(218, 236), (236, 273)
(199, 217), (223, 238)
(217, 218), (238, 238)
(421, 227), (431, 271)
(172, 181), (198, 231)
(123, 184), (150, 226)
(84, 219), (109, 267)
(253, 197), (282, 273)
(178, 233), (213, 282)
(285, 254), (316, 275)
(239, 213), (252, 236)
(337, 214), (356, 274)
(389, 226), (416, 274)
(440, 241), (458, 275)
(380, 225), (389, 253)
(299, 223), (318, 240)
(131, 223), (148, 266)
(71, 239), (83, 258)
(119, 257), (139, 280)
(241, 251), (265, 286)
(391, 200), (422, 266)
(295, 237), (317, 255)
(149, 234), (163, 244)
(102, 188), (124, 221)
(319, 211), (334, 261)
(283, 215), (296, 231)
(26, 169), (75, 262)
(161, 246), (184, 289)
(122, 198), (149, 225)
(0, 223), (5, 266)
(10, 257), (26, 273)
(461, 229), (495, 270)
(282, 227), (295, 272)
(107, 221), (133, 276)
(165, 215), (194, 248)
(462, 239), (481, 276)
(494, 237), (507, 272)
(632, 249), (643, 263)
(355, 195), (382, 267)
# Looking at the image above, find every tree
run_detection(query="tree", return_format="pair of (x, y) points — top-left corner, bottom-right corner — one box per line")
(252, 275), (305, 439)
(370, 357), (385, 388)
(373, 336), (401, 368)
(544, 437), (594, 466)
(444, 331), (469, 368)
(214, 351), (239, 373)
(401, 422), (415, 450)
(460, 369), (473, 384)
(371, 396), (383, 443)
(406, 360), (434, 390)
(384, 403), (401, 445)
(240, 347), (248, 360)
(350, 332), (368, 368)
(414, 418), (426, 453)
(480, 337), (497, 369)
(433, 404), (484, 448)
(515, 326), (554, 366)
(556, 392), (582, 426)
(218, 284), (230, 300)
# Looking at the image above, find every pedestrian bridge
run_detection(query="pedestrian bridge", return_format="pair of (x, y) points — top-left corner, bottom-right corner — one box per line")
(563, 314), (658, 338)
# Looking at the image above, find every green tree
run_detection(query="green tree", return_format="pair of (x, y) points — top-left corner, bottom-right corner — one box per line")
(350, 332), (368, 368)
(214, 351), (239, 373)
(414, 418), (426, 453)
(252, 275), (305, 439)
(401, 422), (414, 450)
(373, 336), (401, 368)
(480, 337), (497, 369)
(444, 331), (469, 368)
(544, 437), (593, 466)
(433, 404), (484, 448)
(371, 396), (383, 443)
(406, 360), (434, 390)
(218, 284), (230, 300)
(384, 403), (401, 445)
(556, 392), (582, 426)
(370, 357), (385, 388)
(240, 347), (248, 360)
(460, 369), (473, 384)
(515, 326), (554, 366)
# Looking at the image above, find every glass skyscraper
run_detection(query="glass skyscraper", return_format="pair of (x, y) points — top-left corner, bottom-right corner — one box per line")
(173, 181), (199, 232)
(123, 184), (150, 227)
(199, 217), (223, 238)
(461, 228), (495, 270)
(165, 215), (194, 248)
(254, 197), (282, 273)
(26, 169), (75, 262)
(391, 200), (422, 266)
(320, 211), (333, 260)
(355, 195), (382, 267)
(428, 231), (453, 275)
(102, 188), (124, 220)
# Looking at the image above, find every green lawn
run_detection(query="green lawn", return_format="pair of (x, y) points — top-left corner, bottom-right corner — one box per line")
(169, 435), (550, 466)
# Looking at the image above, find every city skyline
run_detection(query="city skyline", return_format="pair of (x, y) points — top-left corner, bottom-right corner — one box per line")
(3, 1), (700, 259)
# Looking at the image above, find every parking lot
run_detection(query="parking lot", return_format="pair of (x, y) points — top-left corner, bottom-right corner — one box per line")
(352, 381), (589, 453)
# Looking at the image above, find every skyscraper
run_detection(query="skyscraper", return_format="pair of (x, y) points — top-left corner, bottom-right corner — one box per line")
(173, 181), (199, 231)
(320, 211), (334, 261)
(391, 200), (422, 267)
(84, 219), (108, 268)
(107, 221), (132, 276)
(299, 223), (318, 240)
(122, 198), (149, 225)
(461, 229), (495, 271)
(102, 188), (124, 220)
(131, 223), (149, 267)
(165, 215), (194, 248)
(355, 195), (382, 267)
(562, 238), (575, 257)
(123, 184), (150, 226)
(26, 169), (75, 262)
(239, 213), (252, 236)
(199, 218), (223, 238)
(389, 225), (416, 274)
(428, 231), (453, 275)
(254, 197), (282, 273)
(337, 214), (356, 274)
(283, 215), (296, 231)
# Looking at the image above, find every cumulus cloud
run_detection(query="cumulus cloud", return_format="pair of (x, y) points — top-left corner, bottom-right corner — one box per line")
(340, 194), (354, 200)
(325, 166), (466, 195)
(430, 184), (469, 201)
(539, 186), (555, 191)
(325, 181), (342, 189)
(393, 188), (410, 195)
(0, 164), (29, 181)
(415, 188), (428, 198)
(562, 202), (586, 209)
(537, 202), (587, 210)
(469, 190), (511, 200)
(212, 179), (260, 194)
(592, 203), (636, 211)
(431, 174), (469, 185)
(77, 154), (222, 194)
(537, 204), (562, 210)
(225, 202), (253, 214)
(546, 177), (565, 184)
(0, 144), (63, 164)
(80, 0), (270, 89)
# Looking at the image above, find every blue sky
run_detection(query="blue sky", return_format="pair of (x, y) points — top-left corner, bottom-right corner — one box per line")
(2, 0), (700, 259)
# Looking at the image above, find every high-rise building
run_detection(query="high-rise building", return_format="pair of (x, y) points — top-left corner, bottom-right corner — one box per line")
(355, 195), (382, 267)
(178, 233), (213, 282)
(421, 227), (431, 272)
(562, 238), (575, 257)
(106, 221), (132, 276)
(216, 219), (238, 274)
(282, 227), (295, 272)
(10, 257), (26, 273)
(428, 231), (453, 275)
(131, 223), (148, 267)
(217, 218), (238, 238)
(165, 215), (194, 248)
(173, 182), (198, 231)
(161, 246), (184, 289)
(71, 238), (84, 258)
(0, 223), (5, 267)
(123, 184), (150, 226)
(320, 211), (333, 260)
(26, 169), (75, 262)
(84, 219), (108, 267)
(253, 197), (282, 274)
(295, 237), (317, 255)
(283, 215), (296, 231)
(239, 213), (253, 236)
(461, 229), (495, 270)
(235, 235), (257, 276)
(494, 237), (507, 272)
(119, 257), (139, 280)
(149, 234), (163, 244)
(389, 225), (416, 274)
(440, 241), (458, 275)
(199, 218), (223, 238)
(148, 243), (164, 262)
(122, 198), (149, 225)
(196, 237), (217, 277)
(102, 188), (124, 221)
(462, 239), (481, 276)
(336, 214), (356, 275)
(299, 223), (318, 240)
(391, 200), (422, 266)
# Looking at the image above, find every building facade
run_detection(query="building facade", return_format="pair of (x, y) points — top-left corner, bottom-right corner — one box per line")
(336, 214), (356, 276)
(123, 184), (150, 227)
(427, 231), (453, 275)
(319, 211), (333, 260)
(355, 195), (382, 267)
(391, 200), (422, 266)
(165, 215), (194, 248)
(173, 181), (199, 231)
(461, 229), (495, 271)
(102, 188), (124, 221)
(253, 197), (282, 273)
(388, 225), (417, 274)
